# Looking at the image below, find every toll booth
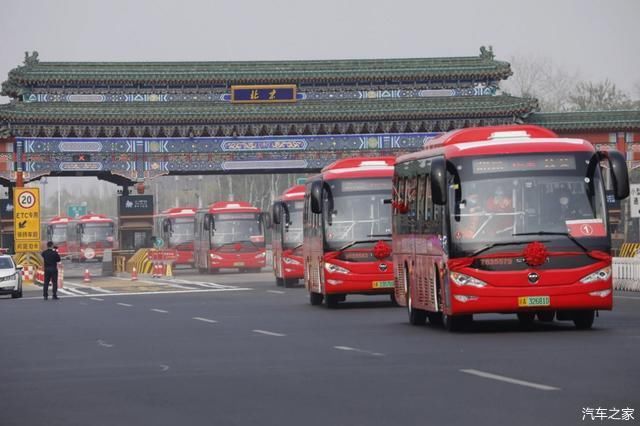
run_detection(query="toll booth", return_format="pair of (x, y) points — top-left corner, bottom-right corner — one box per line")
(118, 195), (154, 252)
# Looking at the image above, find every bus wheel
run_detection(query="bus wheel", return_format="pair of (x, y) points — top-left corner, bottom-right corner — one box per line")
(427, 312), (443, 326)
(390, 292), (399, 306)
(276, 277), (284, 287)
(284, 278), (297, 288)
(517, 312), (536, 329)
(309, 292), (323, 306)
(325, 294), (340, 309)
(444, 313), (471, 332)
(573, 310), (595, 330)
(536, 310), (555, 322)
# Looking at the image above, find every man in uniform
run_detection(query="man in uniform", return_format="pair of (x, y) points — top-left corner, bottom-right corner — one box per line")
(41, 241), (61, 300)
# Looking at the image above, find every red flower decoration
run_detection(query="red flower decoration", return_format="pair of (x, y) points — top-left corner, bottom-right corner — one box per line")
(234, 243), (243, 251)
(392, 200), (409, 214)
(373, 241), (392, 260)
(523, 241), (547, 267)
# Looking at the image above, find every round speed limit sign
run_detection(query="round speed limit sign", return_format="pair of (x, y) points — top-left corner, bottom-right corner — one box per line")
(18, 190), (37, 209)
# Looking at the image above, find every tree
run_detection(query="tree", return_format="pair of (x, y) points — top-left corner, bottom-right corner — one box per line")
(567, 79), (635, 111)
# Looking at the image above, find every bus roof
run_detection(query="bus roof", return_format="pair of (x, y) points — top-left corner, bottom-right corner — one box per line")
(313, 156), (395, 181)
(160, 207), (197, 217)
(204, 201), (261, 214)
(279, 184), (306, 201)
(47, 215), (71, 224)
(74, 214), (114, 223)
(397, 125), (594, 163)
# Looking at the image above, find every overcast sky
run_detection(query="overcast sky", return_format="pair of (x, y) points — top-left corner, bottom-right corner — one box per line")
(1, 0), (639, 201)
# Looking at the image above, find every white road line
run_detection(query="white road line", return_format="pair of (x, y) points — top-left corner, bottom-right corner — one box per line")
(64, 280), (114, 293)
(97, 339), (113, 348)
(460, 369), (560, 391)
(90, 297), (104, 302)
(267, 290), (285, 294)
(57, 288), (75, 295)
(151, 308), (169, 313)
(117, 302), (133, 307)
(193, 317), (217, 324)
(253, 329), (286, 337)
(615, 295), (640, 300)
(160, 364), (170, 372)
(21, 287), (252, 300)
(64, 287), (88, 295)
(333, 346), (385, 357)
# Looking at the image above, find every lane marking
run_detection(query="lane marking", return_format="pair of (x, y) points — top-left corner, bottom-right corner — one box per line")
(97, 339), (113, 348)
(64, 280), (115, 293)
(267, 290), (285, 294)
(615, 295), (640, 300)
(57, 288), (76, 295)
(117, 302), (133, 307)
(460, 369), (560, 391)
(253, 329), (286, 337)
(151, 308), (169, 313)
(334, 346), (385, 357)
(193, 317), (217, 324)
(21, 287), (252, 300)
(90, 297), (104, 302)
(64, 287), (88, 295)
(160, 364), (170, 372)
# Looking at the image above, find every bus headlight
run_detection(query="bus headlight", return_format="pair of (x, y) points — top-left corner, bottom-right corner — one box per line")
(255, 252), (266, 259)
(450, 272), (487, 288)
(580, 267), (611, 284)
(324, 262), (350, 275)
(283, 257), (301, 265)
(210, 253), (223, 260)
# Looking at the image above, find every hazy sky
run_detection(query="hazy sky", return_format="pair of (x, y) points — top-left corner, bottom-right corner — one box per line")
(1, 0), (639, 97)
(1, 0), (639, 202)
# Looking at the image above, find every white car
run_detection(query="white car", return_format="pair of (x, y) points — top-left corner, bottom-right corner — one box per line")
(0, 255), (22, 299)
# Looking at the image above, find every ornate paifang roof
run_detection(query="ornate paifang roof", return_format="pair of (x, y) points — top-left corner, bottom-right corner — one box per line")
(1, 48), (511, 97)
(0, 95), (535, 125)
(526, 110), (640, 132)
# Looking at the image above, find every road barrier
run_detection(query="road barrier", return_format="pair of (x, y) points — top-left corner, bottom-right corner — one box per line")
(613, 257), (640, 291)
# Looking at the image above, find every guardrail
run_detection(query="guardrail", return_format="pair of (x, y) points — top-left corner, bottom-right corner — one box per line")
(613, 257), (640, 291)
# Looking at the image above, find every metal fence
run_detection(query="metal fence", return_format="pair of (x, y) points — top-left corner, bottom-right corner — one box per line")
(613, 257), (640, 291)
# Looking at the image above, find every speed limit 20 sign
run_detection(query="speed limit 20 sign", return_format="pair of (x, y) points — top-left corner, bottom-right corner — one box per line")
(13, 187), (41, 252)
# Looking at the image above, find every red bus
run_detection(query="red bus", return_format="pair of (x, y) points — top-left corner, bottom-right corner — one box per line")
(272, 184), (305, 287)
(156, 207), (197, 266)
(392, 125), (629, 331)
(193, 201), (266, 273)
(66, 214), (116, 262)
(304, 157), (395, 308)
(44, 215), (71, 257)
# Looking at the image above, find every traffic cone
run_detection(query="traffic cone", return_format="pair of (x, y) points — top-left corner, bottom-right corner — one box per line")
(131, 267), (138, 281)
(165, 263), (173, 278)
(83, 268), (91, 283)
(152, 263), (159, 278)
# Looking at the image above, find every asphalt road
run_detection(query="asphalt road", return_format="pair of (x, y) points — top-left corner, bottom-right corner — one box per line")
(1, 269), (639, 426)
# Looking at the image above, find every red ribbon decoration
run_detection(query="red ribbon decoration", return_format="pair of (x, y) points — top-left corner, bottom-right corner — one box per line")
(391, 200), (409, 214)
(373, 241), (392, 260)
(234, 243), (243, 251)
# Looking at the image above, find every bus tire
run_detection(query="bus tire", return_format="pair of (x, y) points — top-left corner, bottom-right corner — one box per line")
(427, 312), (443, 325)
(309, 291), (323, 306)
(573, 310), (595, 330)
(284, 278), (297, 288)
(444, 313), (471, 332)
(325, 294), (340, 309)
(407, 289), (427, 326)
(276, 277), (284, 287)
(390, 292), (399, 306)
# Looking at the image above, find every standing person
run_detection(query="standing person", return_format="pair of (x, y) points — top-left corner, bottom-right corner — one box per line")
(41, 241), (61, 300)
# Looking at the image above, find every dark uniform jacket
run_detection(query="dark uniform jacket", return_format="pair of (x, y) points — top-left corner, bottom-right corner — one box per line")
(42, 248), (61, 270)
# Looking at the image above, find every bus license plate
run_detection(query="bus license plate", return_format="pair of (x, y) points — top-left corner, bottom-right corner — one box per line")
(518, 296), (550, 307)
(373, 280), (394, 288)
(234, 262), (245, 267)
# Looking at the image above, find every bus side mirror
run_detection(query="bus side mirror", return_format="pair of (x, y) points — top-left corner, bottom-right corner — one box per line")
(601, 150), (630, 199)
(272, 203), (282, 225)
(162, 219), (172, 233)
(262, 212), (272, 230)
(310, 181), (323, 214)
(431, 157), (447, 205)
(203, 214), (211, 231)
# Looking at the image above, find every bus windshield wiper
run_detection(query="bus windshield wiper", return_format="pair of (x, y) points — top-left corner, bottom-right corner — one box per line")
(367, 233), (392, 239)
(336, 240), (378, 252)
(512, 231), (589, 253)
(470, 241), (540, 258)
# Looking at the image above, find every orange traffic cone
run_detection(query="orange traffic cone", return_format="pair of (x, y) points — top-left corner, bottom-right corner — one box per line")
(83, 268), (91, 283)
(131, 267), (138, 281)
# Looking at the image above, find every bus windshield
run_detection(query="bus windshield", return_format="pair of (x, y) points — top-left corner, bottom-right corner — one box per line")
(448, 152), (608, 257)
(168, 217), (195, 247)
(212, 214), (264, 247)
(81, 223), (115, 244)
(50, 224), (67, 244)
(283, 200), (303, 247)
(323, 178), (392, 250)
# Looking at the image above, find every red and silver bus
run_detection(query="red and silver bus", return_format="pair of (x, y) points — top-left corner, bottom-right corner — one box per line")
(194, 201), (266, 273)
(392, 125), (629, 331)
(272, 184), (305, 287)
(156, 207), (197, 266)
(44, 215), (71, 257)
(304, 157), (395, 308)
(66, 214), (116, 262)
